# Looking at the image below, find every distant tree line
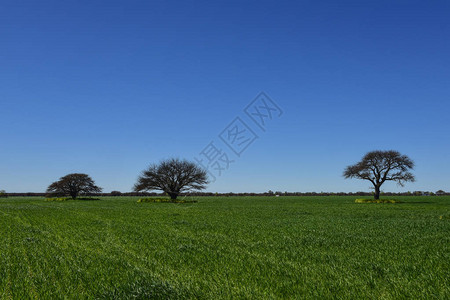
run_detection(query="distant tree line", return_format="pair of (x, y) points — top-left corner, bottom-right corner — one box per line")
(1, 152), (446, 200)
(5, 190), (449, 197)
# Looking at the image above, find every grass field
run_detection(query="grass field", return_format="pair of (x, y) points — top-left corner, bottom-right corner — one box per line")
(0, 196), (449, 299)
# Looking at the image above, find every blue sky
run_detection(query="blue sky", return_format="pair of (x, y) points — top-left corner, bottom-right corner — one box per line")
(1, 0), (449, 193)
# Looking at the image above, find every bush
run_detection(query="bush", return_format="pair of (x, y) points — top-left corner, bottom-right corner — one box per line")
(355, 199), (402, 204)
(0, 190), (7, 198)
(45, 197), (100, 202)
(45, 197), (72, 202)
(137, 197), (197, 204)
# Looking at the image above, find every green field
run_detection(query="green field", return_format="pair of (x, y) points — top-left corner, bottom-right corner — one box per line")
(1, 196), (449, 299)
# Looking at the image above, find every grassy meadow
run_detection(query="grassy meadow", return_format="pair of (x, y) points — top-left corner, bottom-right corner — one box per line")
(0, 196), (449, 299)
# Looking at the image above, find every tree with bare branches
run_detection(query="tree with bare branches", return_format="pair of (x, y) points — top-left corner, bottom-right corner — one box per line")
(344, 150), (415, 200)
(133, 158), (208, 200)
(47, 173), (102, 199)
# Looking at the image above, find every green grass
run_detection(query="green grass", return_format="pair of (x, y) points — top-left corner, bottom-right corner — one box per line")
(0, 196), (449, 299)
(355, 198), (402, 203)
(137, 197), (198, 203)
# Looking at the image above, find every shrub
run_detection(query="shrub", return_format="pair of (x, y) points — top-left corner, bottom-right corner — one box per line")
(355, 199), (402, 204)
(45, 197), (100, 202)
(137, 197), (197, 204)
(45, 197), (72, 202)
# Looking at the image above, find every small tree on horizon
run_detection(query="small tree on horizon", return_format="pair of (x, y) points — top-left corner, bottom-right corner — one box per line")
(436, 190), (446, 196)
(46, 173), (102, 199)
(343, 150), (415, 200)
(133, 158), (208, 200)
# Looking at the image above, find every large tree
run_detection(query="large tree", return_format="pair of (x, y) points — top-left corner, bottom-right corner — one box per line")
(133, 158), (208, 200)
(46, 173), (102, 199)
(344, 150), (415, 200)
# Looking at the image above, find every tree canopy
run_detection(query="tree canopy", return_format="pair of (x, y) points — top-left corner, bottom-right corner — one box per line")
(46, 173), (102, 199)
(344, 150), (415, 199)
(133, 158), (208, 200)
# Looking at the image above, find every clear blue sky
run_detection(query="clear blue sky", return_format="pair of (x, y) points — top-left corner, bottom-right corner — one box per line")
(1, 0), (449, 193)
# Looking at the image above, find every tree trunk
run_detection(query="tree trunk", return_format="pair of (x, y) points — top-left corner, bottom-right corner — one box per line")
(70, 191), (78, 199)
(168, 192), (178, 200)
(374, 186), (380, 200)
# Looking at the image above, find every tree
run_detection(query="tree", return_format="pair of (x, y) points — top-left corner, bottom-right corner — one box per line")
(343, 150), (415, 200)
(46, 173), (102, 199)
(436, 190), (446, 196)
(0, 190), (7, 198)
(133, 158), (208, 200)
